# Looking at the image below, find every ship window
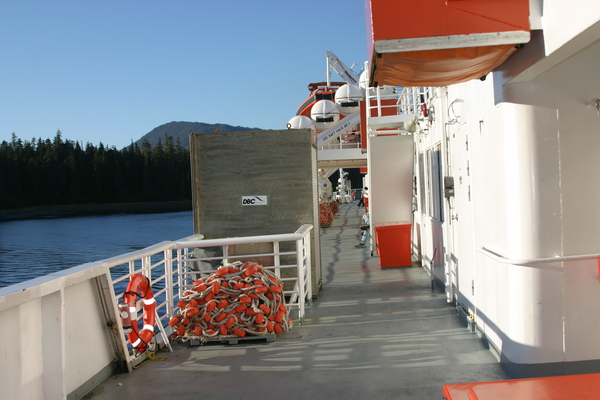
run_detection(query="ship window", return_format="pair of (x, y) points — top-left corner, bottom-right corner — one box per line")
(426, 149), (432, 216)
(431, 144), (444, 222)
(418, 152), (426, 213)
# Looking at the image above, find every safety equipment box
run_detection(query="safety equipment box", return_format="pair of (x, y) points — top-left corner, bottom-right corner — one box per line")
(374, 221), (412, 268)
(189, 129), (322, 296)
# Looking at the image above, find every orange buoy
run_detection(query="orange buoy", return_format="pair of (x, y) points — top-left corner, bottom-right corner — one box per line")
(233, 328), (246, 337)
(194, 284), (208, 293)
(215, 313), (227, 323)
(122, 273), (156, 353)
(276, 310), (285, 323)
(235, 304), (247, 313)
(246, 308), (258, 316)
(274, 323), (283, 334)
(186, 307), (200, 317)
(219, 324), (227, 335)
(226, 316), (235, 329)
(217, 299), (229, 309)
(206, 300), (217, 312)
(269, 285), (282, 294)
(259, 304), (271, 314)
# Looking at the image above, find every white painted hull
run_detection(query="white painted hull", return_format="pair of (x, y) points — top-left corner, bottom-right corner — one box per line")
(411, 1), (600, 375)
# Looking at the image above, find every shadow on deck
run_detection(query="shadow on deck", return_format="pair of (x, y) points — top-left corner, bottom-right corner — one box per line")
(87, 202), (508, 400)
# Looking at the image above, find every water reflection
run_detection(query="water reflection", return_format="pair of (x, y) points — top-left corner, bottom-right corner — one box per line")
(0, 211), (193, 288)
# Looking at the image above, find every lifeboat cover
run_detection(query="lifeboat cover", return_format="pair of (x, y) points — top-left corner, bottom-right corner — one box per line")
(366, 0), (530, 87)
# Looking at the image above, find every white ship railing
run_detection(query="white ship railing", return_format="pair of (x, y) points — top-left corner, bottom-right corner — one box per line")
(396, 86), (433, 116)
(109, 224), (313, 368)
(319, 128), (361, 150)
(365, 86), (434, 119)
(367, 86), (401, 118)
(364, 86), (430, 134)
(0, 224), (313, 399)
(172, 224), (313, 323)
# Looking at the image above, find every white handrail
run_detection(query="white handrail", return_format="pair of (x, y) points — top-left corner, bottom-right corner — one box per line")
(175, 224), (313, 249)
(477, 245), (600, 266)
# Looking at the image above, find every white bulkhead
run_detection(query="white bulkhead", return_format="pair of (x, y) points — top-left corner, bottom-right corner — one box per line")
(412, 6), (600, 374)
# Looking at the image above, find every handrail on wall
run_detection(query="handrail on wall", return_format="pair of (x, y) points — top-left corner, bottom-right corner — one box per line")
(477, 245), (600, 266)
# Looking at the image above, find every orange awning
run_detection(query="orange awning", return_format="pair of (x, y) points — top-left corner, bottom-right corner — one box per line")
(366, 0), (530, 87)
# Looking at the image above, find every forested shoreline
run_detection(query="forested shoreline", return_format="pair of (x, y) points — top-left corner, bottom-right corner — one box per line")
(0, 131), (192, 212)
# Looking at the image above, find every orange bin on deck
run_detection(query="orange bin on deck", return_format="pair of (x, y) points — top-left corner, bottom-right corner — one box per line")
(374, 221), (412, 268)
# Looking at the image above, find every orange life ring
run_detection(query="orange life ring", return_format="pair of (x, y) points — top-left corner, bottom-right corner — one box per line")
(123, 273), (156, 352)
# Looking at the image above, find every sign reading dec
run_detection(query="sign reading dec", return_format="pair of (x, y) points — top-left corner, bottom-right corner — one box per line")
(241, 196), (268, 206)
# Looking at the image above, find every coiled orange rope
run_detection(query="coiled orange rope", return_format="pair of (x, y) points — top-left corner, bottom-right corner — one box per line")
(319, 203), (334, 227)
(168, 261), (292, 343)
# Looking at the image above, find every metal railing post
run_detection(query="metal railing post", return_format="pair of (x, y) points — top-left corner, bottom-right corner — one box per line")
(273, 241), (281, 279)
(376, 86), (382, 117)
(295, 238), (305, 323)
(304, 231), (313, 302)
(165, 249), (174, 320)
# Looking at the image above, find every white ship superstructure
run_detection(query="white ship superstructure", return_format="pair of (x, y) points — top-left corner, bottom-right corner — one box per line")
(1, 0), (600, 398)
(365, 0), (600, 377)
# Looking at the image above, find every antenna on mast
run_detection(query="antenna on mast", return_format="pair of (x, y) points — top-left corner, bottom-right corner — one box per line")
(326, 52), (331, 87)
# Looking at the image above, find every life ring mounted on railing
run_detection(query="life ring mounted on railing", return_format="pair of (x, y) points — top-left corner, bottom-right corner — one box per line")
(121, 273), (156, 353)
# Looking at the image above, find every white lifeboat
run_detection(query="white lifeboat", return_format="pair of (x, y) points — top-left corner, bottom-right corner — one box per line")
(287, 115), (316, 130)
(310, 100), (340, 131)
(334, 84), (364, 115)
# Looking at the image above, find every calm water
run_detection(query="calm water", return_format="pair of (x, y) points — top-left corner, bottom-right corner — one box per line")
(0, 211), (193, 289)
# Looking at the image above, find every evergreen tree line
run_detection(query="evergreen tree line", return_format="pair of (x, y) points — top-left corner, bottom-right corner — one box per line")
(0, 131), (191, 210)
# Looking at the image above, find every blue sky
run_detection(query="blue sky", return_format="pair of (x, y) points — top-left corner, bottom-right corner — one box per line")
(1, 1), (368, 149)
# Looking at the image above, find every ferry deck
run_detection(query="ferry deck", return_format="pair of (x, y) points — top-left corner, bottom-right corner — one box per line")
(86, 202), (508, 399)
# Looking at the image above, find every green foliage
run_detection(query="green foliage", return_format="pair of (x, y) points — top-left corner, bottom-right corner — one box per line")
(0, 131), (191, 210)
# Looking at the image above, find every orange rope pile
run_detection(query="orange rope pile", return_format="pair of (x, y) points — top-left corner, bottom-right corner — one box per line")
(319, 202), (334, 227)
(319, 201), (339, 227)
(330, 201), (339, 214)
(168, 261), (292, 343)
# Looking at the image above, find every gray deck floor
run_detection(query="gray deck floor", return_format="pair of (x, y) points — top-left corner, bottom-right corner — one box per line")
(87, 202), (508, 399)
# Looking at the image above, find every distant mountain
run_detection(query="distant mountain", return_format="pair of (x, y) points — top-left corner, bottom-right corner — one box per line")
(133, 121), (262, 149)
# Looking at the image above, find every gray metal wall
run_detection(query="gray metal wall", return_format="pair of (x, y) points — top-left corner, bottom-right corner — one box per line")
(189, 129), (321, 294)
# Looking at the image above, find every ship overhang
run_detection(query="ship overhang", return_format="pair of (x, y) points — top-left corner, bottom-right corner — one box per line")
(366, 0), (531, 87)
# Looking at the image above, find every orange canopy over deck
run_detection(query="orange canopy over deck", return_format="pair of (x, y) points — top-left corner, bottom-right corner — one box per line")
(366, 0), (530, 87)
